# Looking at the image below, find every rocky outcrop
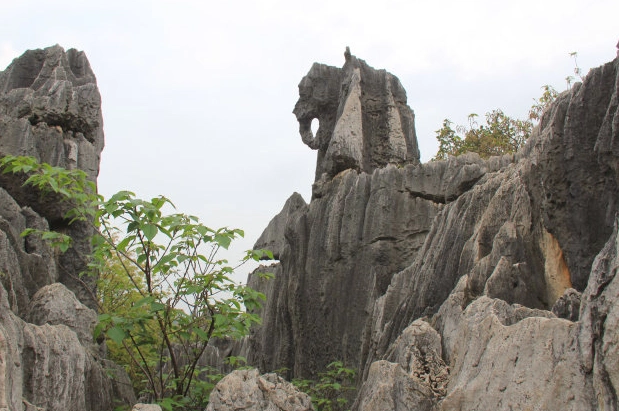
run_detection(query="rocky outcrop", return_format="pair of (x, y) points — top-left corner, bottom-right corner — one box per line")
(25, 283), (98, 347)
(434, 291), (589, 410)
(580, 223), (619, 410)
(248, 50), (619, 410)
(131, 404), (162, 411)
(247, 162), (442, 379)
(293, 47), (420, 182)
(206, 369), (313, 411)
(0, 44), (104, 309)
(0, 272), (127, 411)
(0, 46), (132, 411)
(352, 320), (447, 411)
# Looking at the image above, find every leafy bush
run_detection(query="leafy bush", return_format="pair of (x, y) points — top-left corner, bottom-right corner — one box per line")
(433, 85), (558, 160)
(292, 361), (356, 411)
(0, 155), (272, 410)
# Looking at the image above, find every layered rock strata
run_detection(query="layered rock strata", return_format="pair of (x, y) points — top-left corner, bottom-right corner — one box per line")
(248, 49), (619, 409)
(0, 46), (133, 411)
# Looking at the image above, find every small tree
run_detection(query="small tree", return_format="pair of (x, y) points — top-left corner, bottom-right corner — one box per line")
(96, 236), (156, 396)
(433, 85), (558, 160)
(0, 155), (271, 410)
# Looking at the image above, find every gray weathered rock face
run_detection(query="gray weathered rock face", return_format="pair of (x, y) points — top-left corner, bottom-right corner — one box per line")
(579, 224), (619, 410)
(0, 44), (103, 180)
(247, 163), (442, 379)
(0, 45), (133, 411)
(293, 47), (420, 182)
(131, 404), (163, 411)
(25, 283), (98, 348)
(0, 44), (105, 310)
(248, 51), (619, 410)
(352, 320), (447, 411)
(206, 369), (313, 411)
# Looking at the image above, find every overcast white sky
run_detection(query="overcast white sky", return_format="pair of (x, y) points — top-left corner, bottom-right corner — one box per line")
(1, 0), (618, 280)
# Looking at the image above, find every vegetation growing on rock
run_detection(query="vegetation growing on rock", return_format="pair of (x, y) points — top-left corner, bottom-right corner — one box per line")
(0, 155), (271, 410)
(433, 85), (558, 160)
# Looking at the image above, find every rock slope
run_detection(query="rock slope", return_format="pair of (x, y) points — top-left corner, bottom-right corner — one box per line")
(248, 49), (619, 410)
(0, 46), (133, 411)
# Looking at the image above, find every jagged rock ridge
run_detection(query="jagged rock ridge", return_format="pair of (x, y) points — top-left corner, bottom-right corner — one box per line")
(0, 45), (134, 411)
(246, 48), (619, 410)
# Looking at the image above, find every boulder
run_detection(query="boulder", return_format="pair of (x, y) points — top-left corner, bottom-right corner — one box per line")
(434, 294), (591, 410)
(352, 320), (448, 411)
(131, 404), (162, 411)
(353, 360), (434, 411)
(25, 283), (98, 348)
(206, 369), (313, 411)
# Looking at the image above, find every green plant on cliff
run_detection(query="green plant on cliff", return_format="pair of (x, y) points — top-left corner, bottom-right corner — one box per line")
(0, 155), (272, 410)
(292, 361), (357, 411)
(96, 239), (155, 396)
(433, 85), (559, 160)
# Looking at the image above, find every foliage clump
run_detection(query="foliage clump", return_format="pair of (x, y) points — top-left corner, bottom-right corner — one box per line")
(292, 361), (356, 411)
(0, 155), (271, 411)
(433, 85), (558, 160)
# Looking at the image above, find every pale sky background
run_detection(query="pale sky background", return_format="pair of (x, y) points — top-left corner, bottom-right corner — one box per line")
(1, 0), (618, 281)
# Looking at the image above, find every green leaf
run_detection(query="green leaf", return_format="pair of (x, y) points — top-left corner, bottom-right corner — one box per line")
(142, 224), (158, 241)
(115, 235), (134, 252)
(58, 241), (70, 253)
(150, 302), (166, 312)
(133, 296), (154, 308)
(20, 228), (36, 238)
(214, 233), (232, 249)
(107, 326), (126, 345)
(98, 313), (111, 322)
(194, 327), (211, 340)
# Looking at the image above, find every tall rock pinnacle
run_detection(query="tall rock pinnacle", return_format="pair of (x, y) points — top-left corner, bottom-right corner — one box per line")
(0, 45), (134, 410)
(293, 48), (420, 182)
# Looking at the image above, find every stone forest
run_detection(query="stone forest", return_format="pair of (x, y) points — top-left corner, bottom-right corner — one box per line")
(0, 44), (618, 410)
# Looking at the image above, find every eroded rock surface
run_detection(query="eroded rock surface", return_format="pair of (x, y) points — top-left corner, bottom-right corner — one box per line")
(352, 320), (448, 411)
(0, 46), (132, 411)
(206, 369), (313, 411)
(579, 224), (619, 410)
(293, 47), (420, 182)
(248, 163), (442, 379)
(0, 44), (105, 310)
(248, 51), (619, 410)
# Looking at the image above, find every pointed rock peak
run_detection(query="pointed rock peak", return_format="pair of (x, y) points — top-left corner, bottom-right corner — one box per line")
(293, 50), (420, 182)
(0, 45), (96, 94)
(253, 192), (308, 259)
